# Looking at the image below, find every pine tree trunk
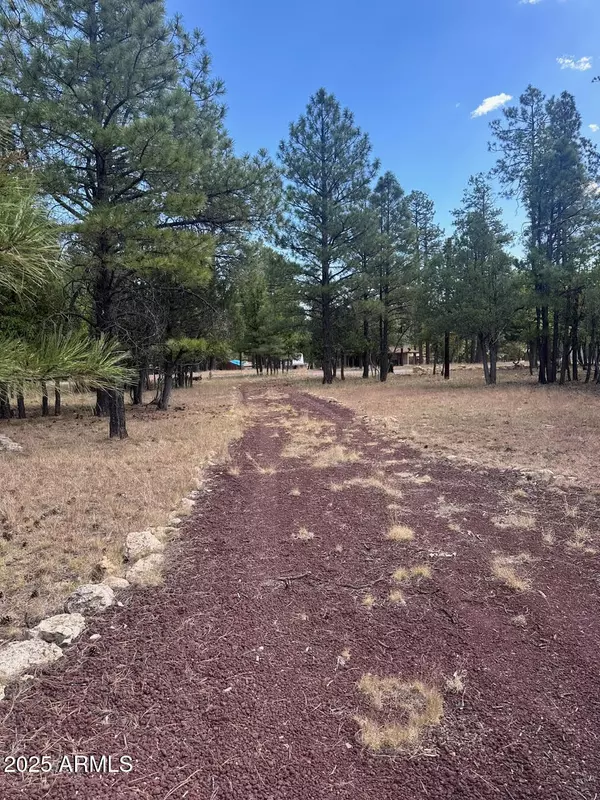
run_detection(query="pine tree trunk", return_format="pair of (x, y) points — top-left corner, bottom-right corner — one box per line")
(41, 382), (49, 416)
(425, 340), (431, 365)
(321, 288), (334, 385)
(489, 341), (497, 385)
(379, 315), (389, 383)
(158, 361), (174, 410)
(340, 349), (345, 381)
(95, 389), (110, 417)
(362, 317), (369, 378)
(443, 331), (450, 380)
(108, 389), (128, 439)
(0, 382), (11, 419)
(54, 385), (61, 416)
(17, 391), (26, 419)
(480, 335), (491, 385)
(538, 305), (549, 384)
(132, 369), (144, 405)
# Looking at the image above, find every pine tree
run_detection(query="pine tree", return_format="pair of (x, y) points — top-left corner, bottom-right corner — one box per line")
(371, 172), (412, 381)
(278, 89), (378, 384)
(452, 174), (521, 384)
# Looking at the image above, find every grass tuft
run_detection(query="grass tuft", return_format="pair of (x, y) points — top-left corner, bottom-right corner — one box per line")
(386, 524), (415, 542)
(292, 526), (314, 541)
(355, 673), (443, 752)
(392, 565), (432, 583)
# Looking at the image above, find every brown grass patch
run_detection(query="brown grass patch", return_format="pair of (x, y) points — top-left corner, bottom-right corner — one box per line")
(311, 444), (361, 469)
(392, 565), (432, 583)
(303, 367), (600, 490)
(491, 512), (536, 531)
(491, 554), (532, 592)
(361, 593), (376, 608)
(292, 527), (315, 541)
(388, 589), (407, 605)
(386, 525), (415, 542)
(567, 526), (597, 555)
(330, 475), (403, 500)
(435, 496), (468, 519)
(0, 379), (244, 633)
(394, 471), (432, 485)
(445, 670), (466, 694)
(355, 673), (443, 752)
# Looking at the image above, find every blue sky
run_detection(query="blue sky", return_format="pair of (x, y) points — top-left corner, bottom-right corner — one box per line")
(169, 0), (599, 237)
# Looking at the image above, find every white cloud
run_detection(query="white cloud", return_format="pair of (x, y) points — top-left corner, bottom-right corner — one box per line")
(519, 0), (542, 4)
(590, 124), (600, 133)
(471, 93), (513, 118)
(557, 55), (593, 71)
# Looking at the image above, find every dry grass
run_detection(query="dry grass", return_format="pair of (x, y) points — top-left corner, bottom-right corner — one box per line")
(289, 488), (301, 497)
(330, 475), (403, 500)
(388, 589), (407, 605)
(311, 444), (361, 469)
(392, 565), (432, 583)
(511, 614), (528, 628)
(445, 670), (466, 694)
(292, 527), (315, 541)
(435, 497), (468, 519)
(394, 471), (432, 485)
(491, 512), (536, 531)
(566, 526), (597, 555)
(356, 673), (443, 752)
(386, 525), (415, 542)
(0, 379), (245, 633)
(361, 593), (376, 608)
(509, 488), (528, 500)
(303, 366), (600, 489)
(491, 554), (532, 592)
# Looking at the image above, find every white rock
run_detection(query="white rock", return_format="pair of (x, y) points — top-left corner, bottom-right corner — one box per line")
(0, 434), (23, 452)
(149, 526), (177, 541)
(89, 634), (101, 642)
(65, 584), (115, 615)
(126, 531), (164, 561)
(126, 553), (164, 587)
(102, 575), (130, 590)
(168, 517), (182, 526)
(30, 613), (86, 647)
(0, 639), (63, 697)
(179, 497), (195, 513)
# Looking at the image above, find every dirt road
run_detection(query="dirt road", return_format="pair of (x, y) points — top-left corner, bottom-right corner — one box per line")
(1, 388), (599, 799)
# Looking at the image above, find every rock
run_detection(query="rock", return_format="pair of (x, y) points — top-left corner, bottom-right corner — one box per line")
(65, 584), (115, 615)
(168, 517), (182, 527)
(0, 640), (63, 699)
(89, 634), (101, 642)
(126, 531), (164, 561)
(102, 575), (130, 590)
(149, 526), (176, 541)
(179, 497), (195, 514)
(126, 553), (164, 587)
(29, 613), (86, 647)
(0, 435), (23, 452)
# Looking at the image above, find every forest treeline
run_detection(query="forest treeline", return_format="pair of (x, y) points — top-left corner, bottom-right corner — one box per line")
(1, 0), (599, 437)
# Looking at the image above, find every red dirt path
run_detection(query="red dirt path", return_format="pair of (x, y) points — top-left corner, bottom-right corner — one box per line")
(1, 387), (599, 799)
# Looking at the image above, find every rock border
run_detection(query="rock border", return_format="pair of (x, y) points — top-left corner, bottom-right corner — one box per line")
(0, 485), (205, 701)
